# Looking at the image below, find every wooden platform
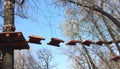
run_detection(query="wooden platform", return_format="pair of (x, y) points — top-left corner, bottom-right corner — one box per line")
(47, 38), (64, 47)
(28, 35), (45, 44)
(0, 32), (29, 50)
(66, 40), (82, 45)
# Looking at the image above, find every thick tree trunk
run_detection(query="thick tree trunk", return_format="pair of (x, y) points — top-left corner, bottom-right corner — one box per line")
(2, 48), (14, 69)
(2, 0), (15, 69)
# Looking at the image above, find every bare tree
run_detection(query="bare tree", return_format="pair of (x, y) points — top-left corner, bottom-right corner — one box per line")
(37, 48), (55, 69)
(55, 0), (120, 69)
(14, 48), (55, 69)
(14, 50), (39, 69)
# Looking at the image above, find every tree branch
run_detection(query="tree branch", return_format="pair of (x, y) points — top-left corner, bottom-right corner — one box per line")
(68, 0), (120, 29)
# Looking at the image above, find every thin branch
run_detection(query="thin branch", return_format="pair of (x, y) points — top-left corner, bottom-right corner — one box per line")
(68, 0), (120, 30)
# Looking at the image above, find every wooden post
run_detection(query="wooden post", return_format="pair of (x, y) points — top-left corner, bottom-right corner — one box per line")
(2, 0), (15, 69)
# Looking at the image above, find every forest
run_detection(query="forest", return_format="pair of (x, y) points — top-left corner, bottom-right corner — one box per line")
(0, 0), (120, 69)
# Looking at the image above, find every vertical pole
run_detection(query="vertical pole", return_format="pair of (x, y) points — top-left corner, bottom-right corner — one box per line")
(2, 0), (15, 69)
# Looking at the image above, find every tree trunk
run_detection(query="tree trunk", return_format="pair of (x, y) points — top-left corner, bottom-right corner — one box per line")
(90, 16), (116, 56)
(102, 16), (120, 55)
(2, 0), (15, 69)
(78, 35), (98, 69)
(82, 45), (97, 69)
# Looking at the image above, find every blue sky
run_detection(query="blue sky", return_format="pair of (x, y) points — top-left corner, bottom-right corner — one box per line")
(14, 0), (70, 69)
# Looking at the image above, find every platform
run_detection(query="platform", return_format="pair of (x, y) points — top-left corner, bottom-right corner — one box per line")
(28, 35), (45, 44)
(47, 38), (64, 47)
(0, 32), (29, 50)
